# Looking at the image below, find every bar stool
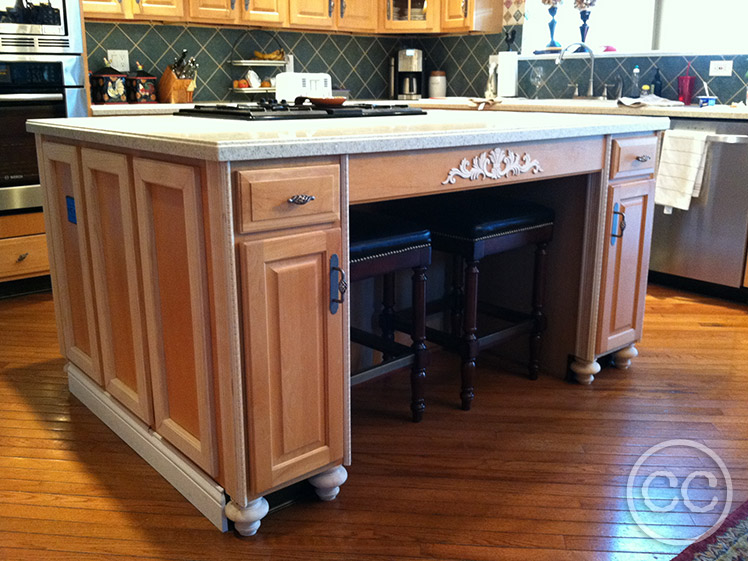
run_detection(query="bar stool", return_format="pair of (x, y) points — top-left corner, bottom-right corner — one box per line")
(349, 208), (432, 422)
(377, 191), (554, 411)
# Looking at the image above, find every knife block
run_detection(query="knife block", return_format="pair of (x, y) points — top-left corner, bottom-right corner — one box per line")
(157, 66), (196, 103)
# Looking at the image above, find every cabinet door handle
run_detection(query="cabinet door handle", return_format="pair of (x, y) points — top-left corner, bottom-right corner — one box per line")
(611, 203), (626, 246)
(340, 0), (345, 17)
(329, 254), (347, 314)
(386, 0), (391, 19)
(461, 0), (467, 18)
(635, 154), (651, 162)
(328, 0), (334, 17)
(288, 194), (316, 205)
(16, 252), (29, 263)
(231, 0), (235, 9)
(245, 0), (249, 10)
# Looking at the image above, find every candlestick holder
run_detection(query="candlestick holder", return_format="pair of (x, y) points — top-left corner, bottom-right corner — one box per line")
(534, 1), (563, 54)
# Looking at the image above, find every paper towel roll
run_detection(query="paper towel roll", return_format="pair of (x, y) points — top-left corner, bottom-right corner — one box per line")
(496, 51), (518, 97)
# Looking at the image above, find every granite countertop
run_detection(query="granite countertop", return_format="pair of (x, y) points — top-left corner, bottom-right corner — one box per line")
(28, 110), (669, 162)
(413, 97), (748, 120)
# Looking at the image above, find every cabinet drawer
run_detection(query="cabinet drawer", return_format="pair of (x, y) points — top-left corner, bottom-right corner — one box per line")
(610, 135), (658, 181)
(0, 234), (49, 281)
(236, 164), (340, 233)
(0, 212), (45, 239)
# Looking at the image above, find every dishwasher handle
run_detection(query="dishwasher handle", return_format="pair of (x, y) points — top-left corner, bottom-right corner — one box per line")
(706, 134), (748, 145)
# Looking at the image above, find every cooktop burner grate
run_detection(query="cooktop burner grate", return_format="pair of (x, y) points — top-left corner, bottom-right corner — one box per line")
(176, 102), (426, 121)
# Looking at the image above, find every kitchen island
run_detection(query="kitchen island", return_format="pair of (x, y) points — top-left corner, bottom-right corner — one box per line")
(28, 109), (668, 535)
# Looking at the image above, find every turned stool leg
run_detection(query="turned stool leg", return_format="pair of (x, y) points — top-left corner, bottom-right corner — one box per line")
(410, 265), (428, 422)
(529, 241), (548, 380)
(450, 255), (465, 338)
(379, 272), (396, 360)
(460, 260), (479, 410)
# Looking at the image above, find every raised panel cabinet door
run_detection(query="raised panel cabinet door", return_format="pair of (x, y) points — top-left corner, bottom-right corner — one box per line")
(289, 0), (333, 29)
(336, 0), (376, 31)
(597, 179), (655, 355)
(132, 157), (218, 477)
(241, 229), (344, 495)
(81, 148), (153, 424)
(133, 0), (184, 18)
(189, 0), (237, 21)
(39, 142), (102, 384)
(441, 0), (468, 31)
(81, 0), (132, 18)
(382, 0), (438, 31)
(242, 0), (287, 24)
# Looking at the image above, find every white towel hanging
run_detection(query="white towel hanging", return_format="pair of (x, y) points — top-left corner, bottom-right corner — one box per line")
(655, 130), (709, 211)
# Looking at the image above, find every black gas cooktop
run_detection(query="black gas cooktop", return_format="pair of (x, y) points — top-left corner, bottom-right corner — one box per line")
(176, 100), (426, 121)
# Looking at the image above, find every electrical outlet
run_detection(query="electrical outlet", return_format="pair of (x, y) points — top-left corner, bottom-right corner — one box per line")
(709, 60), (733, 77)
(489, 54), (500, 66)
(107, 49), (130, 72)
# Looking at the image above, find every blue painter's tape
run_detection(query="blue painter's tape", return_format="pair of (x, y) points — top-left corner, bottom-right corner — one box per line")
(66, 195), (77, 224)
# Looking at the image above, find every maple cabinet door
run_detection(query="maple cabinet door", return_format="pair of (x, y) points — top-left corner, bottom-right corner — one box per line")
(240, 228), (344, 495)
(597, 179), (655, 355)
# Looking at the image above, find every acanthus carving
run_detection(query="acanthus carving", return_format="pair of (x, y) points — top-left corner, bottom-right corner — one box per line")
(441, 148), (544, 185)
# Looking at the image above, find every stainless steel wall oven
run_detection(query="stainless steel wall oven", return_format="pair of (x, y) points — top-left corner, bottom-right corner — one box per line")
(1, 0), (85, 212)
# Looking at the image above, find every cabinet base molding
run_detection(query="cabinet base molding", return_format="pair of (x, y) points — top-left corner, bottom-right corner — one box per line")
(570, 358), (601, 385)
(309, 465), (348, 501)
(612, 344), (639, 369)
(225, 498), (269, 537)
(67, 363), (228, 532)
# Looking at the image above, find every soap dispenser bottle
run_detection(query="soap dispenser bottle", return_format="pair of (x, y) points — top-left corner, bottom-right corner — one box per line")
(652, 67), (662, 96)
(632, 65), (640, 97)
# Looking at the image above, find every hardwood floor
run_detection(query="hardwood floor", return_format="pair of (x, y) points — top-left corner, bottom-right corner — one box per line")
(1, 283), (747, 560)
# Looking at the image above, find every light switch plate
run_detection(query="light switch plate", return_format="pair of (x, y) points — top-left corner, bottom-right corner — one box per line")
(709, 60), (733, 77)
(107, 49), (130, 72)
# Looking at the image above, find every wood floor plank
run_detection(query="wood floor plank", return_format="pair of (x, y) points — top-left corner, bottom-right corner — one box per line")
(1, 285), (746, 560)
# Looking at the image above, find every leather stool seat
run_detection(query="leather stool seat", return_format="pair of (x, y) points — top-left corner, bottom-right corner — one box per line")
(349, 208), (431, 422)
(371, 191), (554, 411)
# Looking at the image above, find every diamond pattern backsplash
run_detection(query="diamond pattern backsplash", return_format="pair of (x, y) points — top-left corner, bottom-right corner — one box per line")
(518, 54), (748, 105)
(86, 22), (402, 101)
(85, 22), (524, 102)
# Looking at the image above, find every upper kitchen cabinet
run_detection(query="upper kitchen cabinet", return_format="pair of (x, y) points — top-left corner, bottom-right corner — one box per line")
(287, 0), (376, 31)
(288, 0), (335, 29)
(188, 0), (286, 26)
(337, 0), (377, 32)
(382, 0), (438, 32)
(441, 0), (502, 32)
(83, 0), (183, 20)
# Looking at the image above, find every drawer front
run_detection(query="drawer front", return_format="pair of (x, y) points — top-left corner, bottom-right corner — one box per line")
(236, 164), (340, 233)
(610, 135), (658, 181)
(0, 234), (49, 281)
(0, 212), (45, 239)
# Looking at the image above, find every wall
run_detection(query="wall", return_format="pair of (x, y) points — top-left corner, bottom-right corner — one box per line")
(86, 22), (402, 101)
(515, 54), (748, 104)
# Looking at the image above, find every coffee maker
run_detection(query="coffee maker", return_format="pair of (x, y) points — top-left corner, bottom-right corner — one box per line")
(393, 48), (424, 100)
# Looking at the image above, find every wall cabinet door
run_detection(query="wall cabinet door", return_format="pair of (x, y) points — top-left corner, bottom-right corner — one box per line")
(133, 0), (184, 18)
(40, 142), (101, 384)
(241, 0), (287, 24)
(189, 0), (237, 21)
(337, 0), (376, 31)
(441, 0), (467, 31)
(82, 0), (132, 18)
(382, 0), (438, 32)
(132, 157), (218, 476)
(289, 0), (334, 29)
(240, 228), (344, 495)
(440, 0), (501, 32)
(81, 148), (153, 424)
(597, 178), (655, 355)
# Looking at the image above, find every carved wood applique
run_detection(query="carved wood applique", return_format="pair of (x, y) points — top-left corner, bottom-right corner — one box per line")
(442, 148), (544, 185)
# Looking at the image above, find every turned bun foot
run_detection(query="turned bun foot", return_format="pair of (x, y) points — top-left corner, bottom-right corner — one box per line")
(309, 465), (348, 501)
(225, 497), (269, 537)
(613, 344), (638, 369)
(570, 359), (600, 385)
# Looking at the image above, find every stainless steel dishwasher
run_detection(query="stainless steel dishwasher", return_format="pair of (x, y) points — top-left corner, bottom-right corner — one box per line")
(649, 118), (748, 289)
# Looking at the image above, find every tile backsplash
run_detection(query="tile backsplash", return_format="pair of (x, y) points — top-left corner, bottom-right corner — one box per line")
(85, 22), (522, 101)
(517, 54), (748, 105)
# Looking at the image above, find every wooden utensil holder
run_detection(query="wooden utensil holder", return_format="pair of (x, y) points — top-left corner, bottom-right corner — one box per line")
(158, 66), (196, 103)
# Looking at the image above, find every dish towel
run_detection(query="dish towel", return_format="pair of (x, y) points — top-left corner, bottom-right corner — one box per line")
(618, 94), (685, 108)
(655, 130), (709, 211)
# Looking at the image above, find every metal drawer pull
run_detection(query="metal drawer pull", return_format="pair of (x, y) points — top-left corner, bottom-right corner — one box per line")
(329, 254), (347, 314)
(17, 252), (29, 262)
(635, 155), (651, 162)
(288, 194), (316, 205)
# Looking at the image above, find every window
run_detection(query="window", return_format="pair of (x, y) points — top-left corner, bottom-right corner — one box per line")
(522, 0), (748, 55)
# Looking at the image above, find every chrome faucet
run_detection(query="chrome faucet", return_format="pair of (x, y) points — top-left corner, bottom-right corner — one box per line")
(555, 42), (600, 99)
